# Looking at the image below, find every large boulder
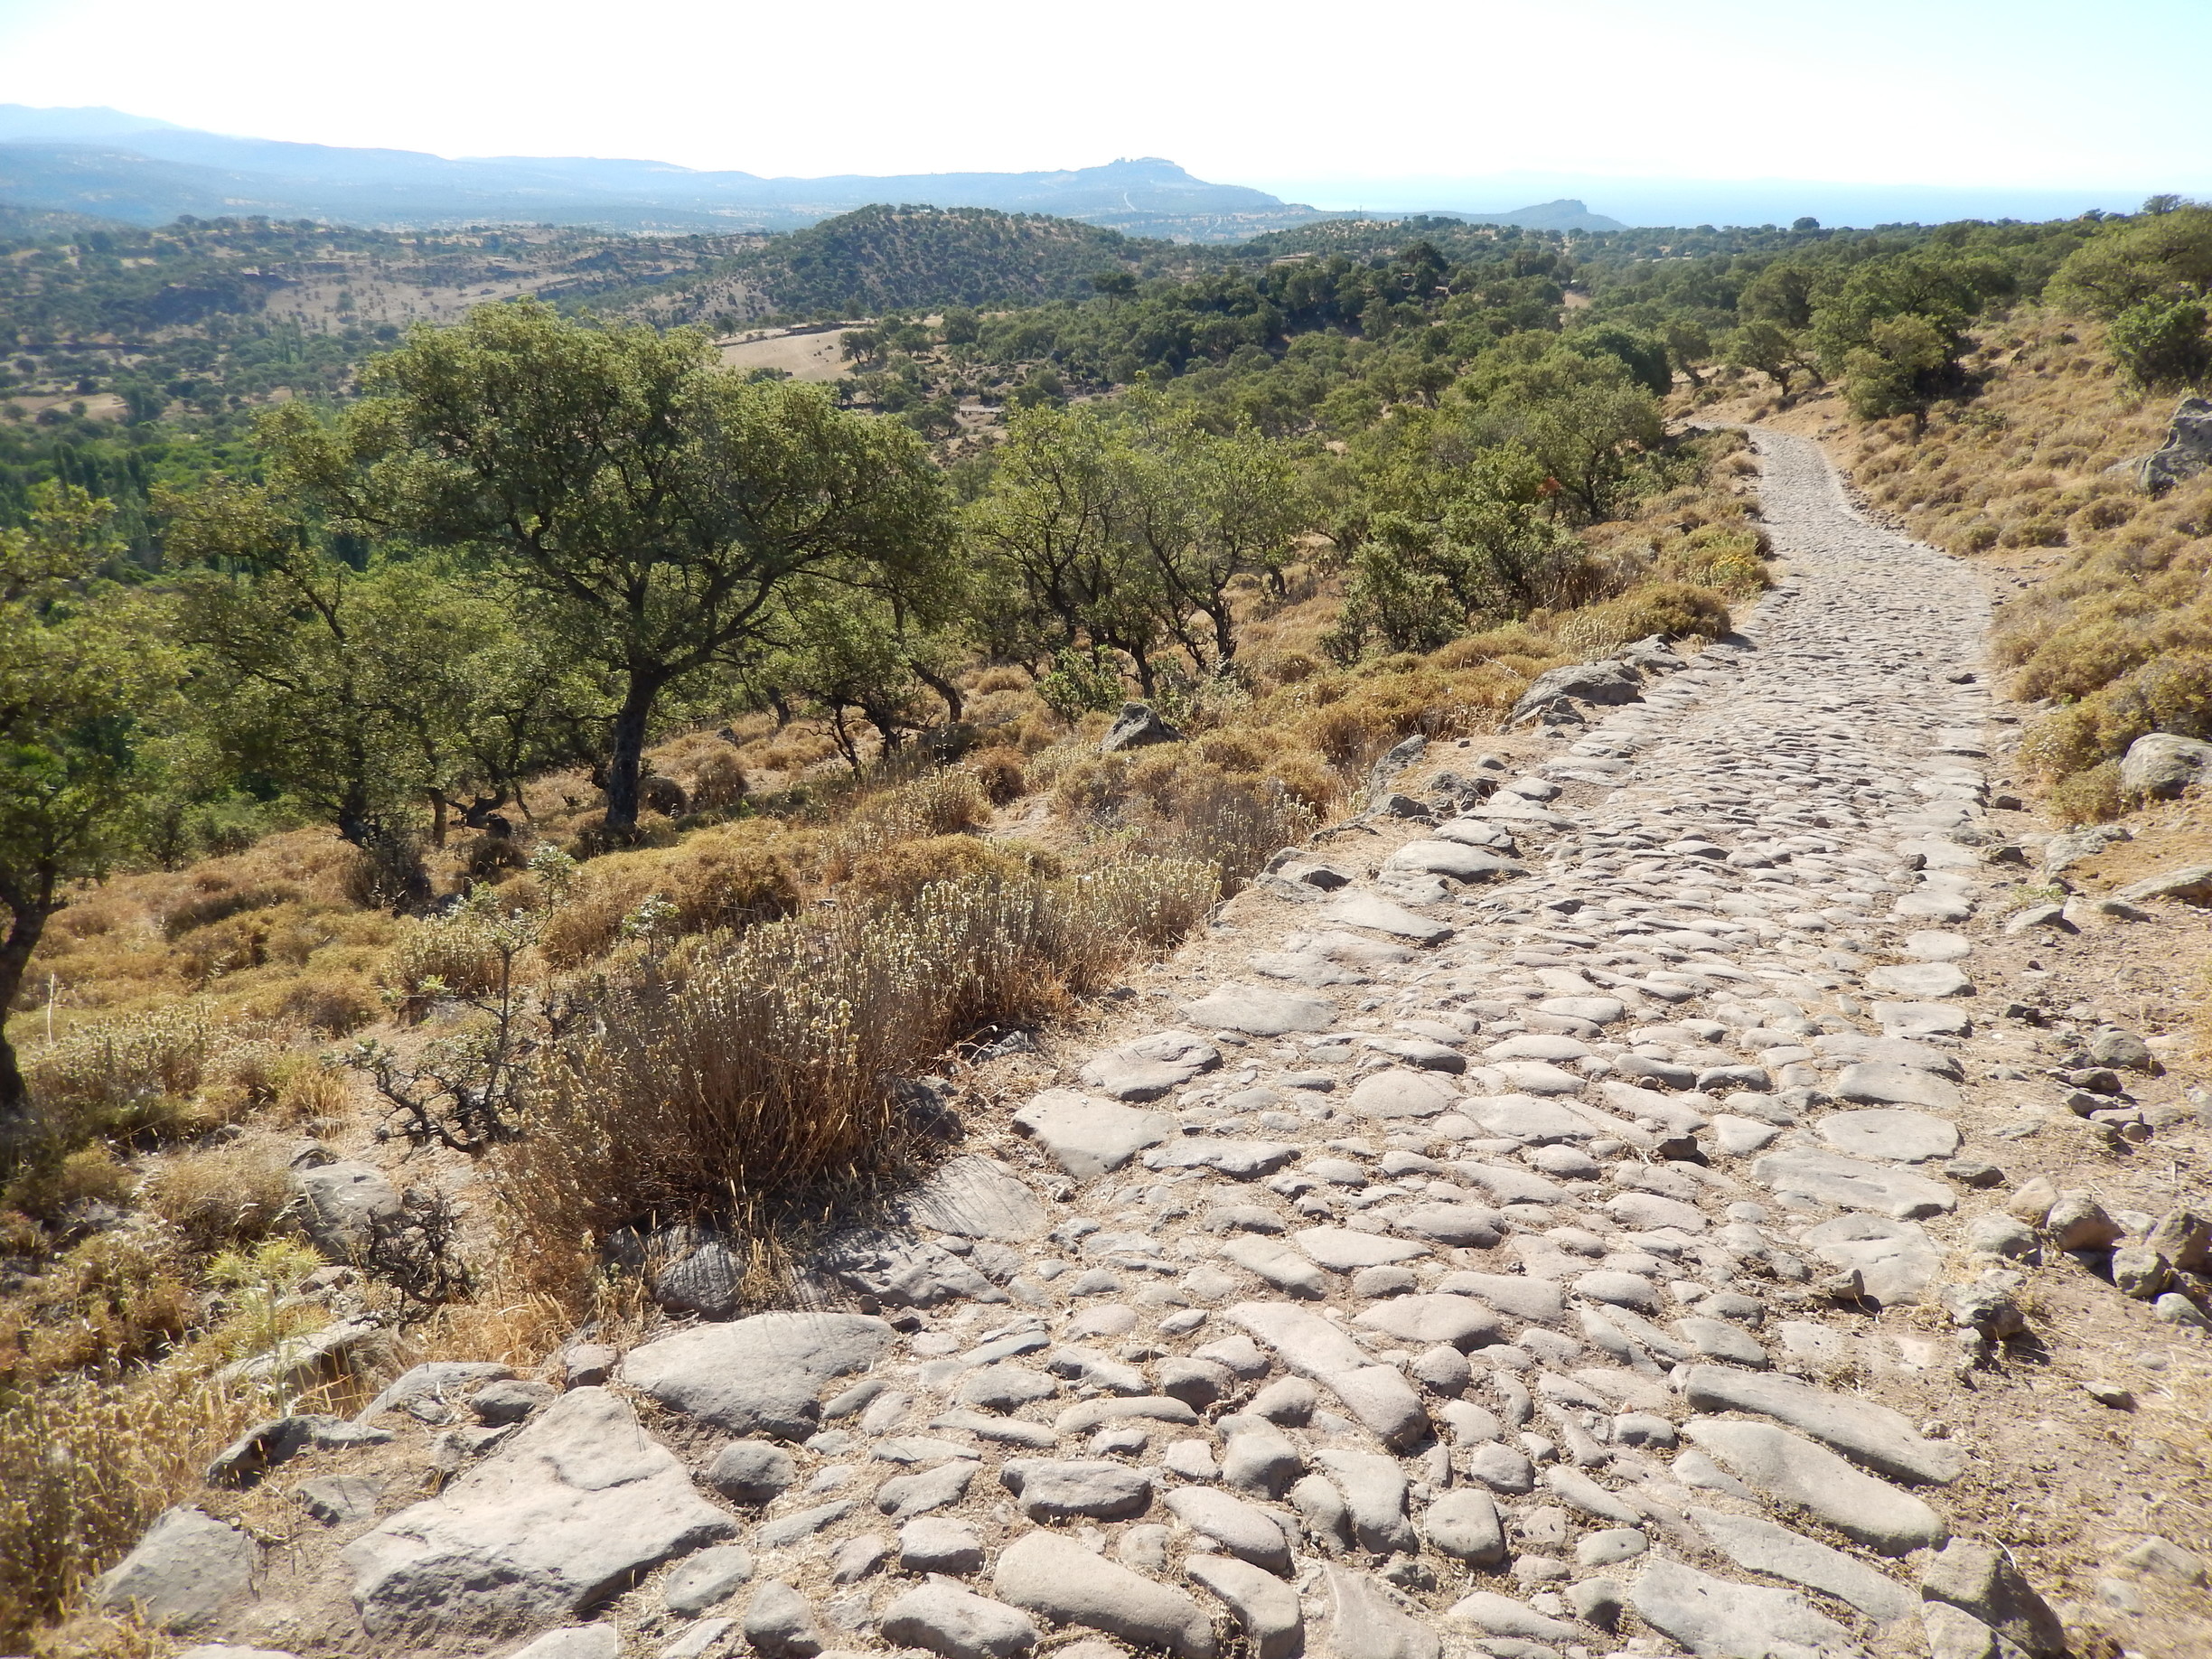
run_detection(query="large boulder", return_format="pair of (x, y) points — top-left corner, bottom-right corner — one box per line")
(2139, 396), (2212, 493)
(1101, 702), (1182, 753)
(2121, 732), (2212, 801)
(1509, 659), (1643, 724)
(622, 1312), (894, 1439)
(342, 1389), (734, 1638)
(293, 1159), (401, 1258)
(93, 1507), (258, 1632)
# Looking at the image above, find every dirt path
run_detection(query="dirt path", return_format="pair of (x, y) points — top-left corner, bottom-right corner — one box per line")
(99, 434), (2212, 1659)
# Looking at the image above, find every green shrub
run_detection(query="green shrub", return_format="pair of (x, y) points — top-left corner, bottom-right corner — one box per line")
(2107, 298), (2211, 389)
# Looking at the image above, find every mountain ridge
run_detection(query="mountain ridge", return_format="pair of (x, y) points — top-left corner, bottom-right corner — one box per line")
(0, 105), (1623, 240)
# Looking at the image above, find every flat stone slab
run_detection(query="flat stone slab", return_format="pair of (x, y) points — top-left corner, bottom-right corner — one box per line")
(1182, 984), (1336, 1036)
(1353, 1294), (1501, 1349)
(1681, 1418), (1948, 1554)
(899, 1157), (1049, 1241)
(1874, 1001), (1972, 1037)
(1751, 1148), (1956, 1219)
(1903, 930), (1973, 961)
(1013, 1089), (1173, 1182)
(623, 1315), (894, 1440)
(1868, 961), (1973, 998)
(1325, 1567), (1443, 1659)
(1682, 1364), (1964, 1484)
(1294, 1227), (1429, 1271)
(1345, 1068), (1458, 1120)
(1144, 1140), (1297, 1178)
(1249, 951), (1369, 988)
(1390, 1203), (1504, 1247)
(1800, 1214), (1944, 1305)
(1832, 1062), (1963, 1111)
(993, 1529), (1214, 1659)
(342, 1389), (736, 1639)
(1078, 1030), (1221, 1101)
(1815, 1035), (1963, 1076)
(1227, 1302), (1430, 1449)
(1818, 1108), (1961, 1163)
(1221, 1235), (1328, 1298)
(1383, 841), (1527, 883)
(1467, 1093), (1600, 1143)
(1433, 1272), (1565, 1324)
(1317, 893), (1455, 943)
(1629, 1557), (1854, 1659)
(1486, 1060), (1586, 1094)
(1690, 1507), (1917, 1621)
(1163, 1486), (1291, 1572)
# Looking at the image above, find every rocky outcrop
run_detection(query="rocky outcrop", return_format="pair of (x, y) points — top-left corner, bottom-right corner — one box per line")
(2137, 395), (2212, 492)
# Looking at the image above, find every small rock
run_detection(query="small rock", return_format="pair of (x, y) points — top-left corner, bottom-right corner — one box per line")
(743, 1581), (823, 1659)
(881, 1583), (1039, 1659)
(993, 1529), (1215, 1658)
(2154, 1291), (2212, 1329)
(708, 1440), (798, 1505)
(900, 1516), (986, 1575)
(2045, 1193), (2122, 1251)
(1920, 1537), (2067, 1657)
(2122, 1535), (2207, 1585)
(1101, 701), (1182, 753)
(2113, 1245), (2173, 1299)
(470, 1379), (558, 1425)
(1186, 1553), (1302, 1659)
(664, 1544), (755, 1616)
(2082, 1380), (2134, 1409)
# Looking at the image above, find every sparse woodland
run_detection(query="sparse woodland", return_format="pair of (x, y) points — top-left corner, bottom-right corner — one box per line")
(0, 190), (2207, 1646)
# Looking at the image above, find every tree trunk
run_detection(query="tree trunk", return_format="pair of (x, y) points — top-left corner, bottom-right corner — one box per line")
(602, 676), (662, 836)
(0, 880), (56, 1178)
(911, 661), (964, 725)
(429, 792), (449, 849)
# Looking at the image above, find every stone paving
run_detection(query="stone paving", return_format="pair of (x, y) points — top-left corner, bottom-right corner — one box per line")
(107, 434), (2210, 1659)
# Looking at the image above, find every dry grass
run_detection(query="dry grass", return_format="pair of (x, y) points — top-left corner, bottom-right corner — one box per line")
(499, 857), (1216, 1308)
(0, 1377), (262, 1646)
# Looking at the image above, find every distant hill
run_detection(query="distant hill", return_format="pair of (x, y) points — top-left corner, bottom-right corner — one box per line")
(0, 107), (1626, 242)
(595, 206), (1204, 324)
(0, 108), (1316, 239)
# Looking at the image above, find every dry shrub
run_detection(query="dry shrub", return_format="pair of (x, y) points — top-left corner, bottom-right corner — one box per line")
(689, 749), (749, 811)
(1660, 525), (1772, 595)
(0, 1231), (195, 1381)
(159, 881), (296, 942)
(255, 970), (379, 1037)
(0, 1376), (260, 1646)
(973, 666), (1031, 695)
(964, 746), (1028, 806)
(844, 834), (1036, 904)
(2, 1146), (133, 1230)
(381, 913), (507, 1008)
(22, 1008), (220, 1146)
(140, 1142), (295, 1252)
(1570, 582), (1734, 649)
(2045, 760), (2124, 827)
(1148, 771), (1318, 893)
(1429, 624), (1558, 670)
(502, 858), (1214, 1294)
(1196, 732), (1265, 773)
(540, 834), (802, 968)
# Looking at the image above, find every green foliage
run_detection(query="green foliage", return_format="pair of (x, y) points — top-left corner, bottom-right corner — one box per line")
(2049, 202), (2212, 318)
(2106, 297), (2211, 389)
(722, 206), (1167, 319)
(1035, 645), (1128, 721)
(260, 302), (960, 833)
(1, 485), (166, 1156)
(1325, 445), (1585, 659)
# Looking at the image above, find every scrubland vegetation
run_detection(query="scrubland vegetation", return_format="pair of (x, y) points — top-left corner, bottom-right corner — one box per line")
(1, 185), (2206, 1645)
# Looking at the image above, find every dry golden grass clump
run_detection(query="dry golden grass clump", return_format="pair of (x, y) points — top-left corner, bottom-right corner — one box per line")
(535, 824), (806, 969)
(501, 856), (1215, 1303)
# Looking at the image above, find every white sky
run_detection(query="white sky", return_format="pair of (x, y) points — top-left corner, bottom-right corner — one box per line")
(1, 0), (2207, 202)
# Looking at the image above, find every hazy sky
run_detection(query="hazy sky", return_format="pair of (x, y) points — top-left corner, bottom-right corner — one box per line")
(1, 0), (2207, 208)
